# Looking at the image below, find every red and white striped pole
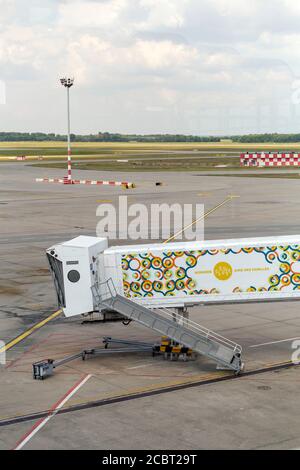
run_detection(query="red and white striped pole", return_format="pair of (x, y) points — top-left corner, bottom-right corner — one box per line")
(60, 77), (74, 184)
(67, 85), (72, 183)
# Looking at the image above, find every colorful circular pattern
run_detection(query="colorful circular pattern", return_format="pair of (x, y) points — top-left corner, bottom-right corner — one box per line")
(122, 245), (300, 297)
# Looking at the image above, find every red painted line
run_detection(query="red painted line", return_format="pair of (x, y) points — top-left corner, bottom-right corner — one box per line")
(5, 334), (53, 370)
(13, 373), (92, 450)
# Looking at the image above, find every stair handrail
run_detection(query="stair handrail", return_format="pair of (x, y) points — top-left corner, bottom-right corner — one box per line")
(92, 279), (242, 355)
(156, 307), (242, 354)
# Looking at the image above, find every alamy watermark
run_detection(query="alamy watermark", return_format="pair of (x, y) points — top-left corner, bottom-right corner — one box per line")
(0, 341), (6, 366)
(96, 196), (204, 241)
(291, 80), (300, 105)
(0, 80), (6, 105)
(291, 339), (300, 365)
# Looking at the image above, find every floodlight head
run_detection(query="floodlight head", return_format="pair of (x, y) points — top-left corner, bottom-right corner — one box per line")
(60, 77), (74, 88)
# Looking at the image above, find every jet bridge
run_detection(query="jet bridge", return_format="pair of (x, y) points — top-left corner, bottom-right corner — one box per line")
(46, 234), (300, 374)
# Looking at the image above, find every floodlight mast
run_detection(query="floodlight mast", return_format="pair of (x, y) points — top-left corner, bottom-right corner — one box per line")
(60, 77), (74, 183)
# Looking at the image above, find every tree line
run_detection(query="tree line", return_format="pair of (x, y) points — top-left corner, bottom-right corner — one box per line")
(0, 132), (220, 142)
(1, 131), (300, 143)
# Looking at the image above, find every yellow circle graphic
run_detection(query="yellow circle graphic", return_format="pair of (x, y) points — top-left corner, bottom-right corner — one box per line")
(213, 262), (233, 281)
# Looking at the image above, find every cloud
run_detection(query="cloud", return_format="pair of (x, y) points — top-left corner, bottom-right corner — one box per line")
(138, 0), (188, 29)
(132, 40), (198, 69)
(0, 0), (299, 134)
(208, 0), (259, 18)
(57, 0), (127, 28)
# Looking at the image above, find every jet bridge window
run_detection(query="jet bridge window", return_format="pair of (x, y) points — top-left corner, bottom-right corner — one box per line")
(47, 254), (66, 308)
(67, 270), (80, 283)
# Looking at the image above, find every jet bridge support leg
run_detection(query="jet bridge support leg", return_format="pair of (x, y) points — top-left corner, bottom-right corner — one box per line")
(176, 307), (189, 319)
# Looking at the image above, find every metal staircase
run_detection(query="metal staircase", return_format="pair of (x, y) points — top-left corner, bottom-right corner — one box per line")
(91, 279), (243, 374)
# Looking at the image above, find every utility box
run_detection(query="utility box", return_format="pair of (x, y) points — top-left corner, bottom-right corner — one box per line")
(33, 359), (54, 380)
(47, 236), (108, 317)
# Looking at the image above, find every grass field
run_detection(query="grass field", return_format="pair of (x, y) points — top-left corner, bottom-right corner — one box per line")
(199, 173), (300, 179)
(31, 156), (241, 172)
(0, 141), (243, 160)
(1, 140), (300, 159)
(2, 141), (300, 175)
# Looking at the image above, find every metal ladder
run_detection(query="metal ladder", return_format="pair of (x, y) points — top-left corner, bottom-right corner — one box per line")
(91, 279), (243, 373)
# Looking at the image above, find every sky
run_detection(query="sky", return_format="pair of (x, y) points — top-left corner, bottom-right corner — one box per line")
(1, 0), (300, 135)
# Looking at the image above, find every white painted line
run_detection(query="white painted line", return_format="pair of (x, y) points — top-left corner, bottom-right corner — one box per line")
(250, 337), (300, 348)
(14, 374), (92, 450)
(127, 363), (151, 370)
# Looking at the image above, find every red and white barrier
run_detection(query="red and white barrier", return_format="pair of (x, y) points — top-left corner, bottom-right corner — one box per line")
(240, 153), (300, 167)
(36, 178), (65, 183)
(35, 139), (135, 187)
(36, 177), (135, 188)
(72, 179), (133, 186)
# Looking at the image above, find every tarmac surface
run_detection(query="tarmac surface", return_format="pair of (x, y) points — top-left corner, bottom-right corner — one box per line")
(0, 162), (300, 450)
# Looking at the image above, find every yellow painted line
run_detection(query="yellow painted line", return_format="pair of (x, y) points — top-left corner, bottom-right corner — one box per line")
(163, 195), (237, 243)
(64, 371), (230, 408)
(96, 198), (135, 203)
(0, 359), (296, 423)
(59, 358), (297, 409)
(50, 359), (298, 410)
(0, 309), (62, 354)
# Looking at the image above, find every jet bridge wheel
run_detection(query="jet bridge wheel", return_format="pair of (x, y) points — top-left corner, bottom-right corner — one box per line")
(122, 319), (132, 326)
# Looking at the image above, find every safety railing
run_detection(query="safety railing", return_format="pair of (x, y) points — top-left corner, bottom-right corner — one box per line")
(93, 278), (117, 301)
(157, 307), (242, 354)
(92, 279), (242, 356)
